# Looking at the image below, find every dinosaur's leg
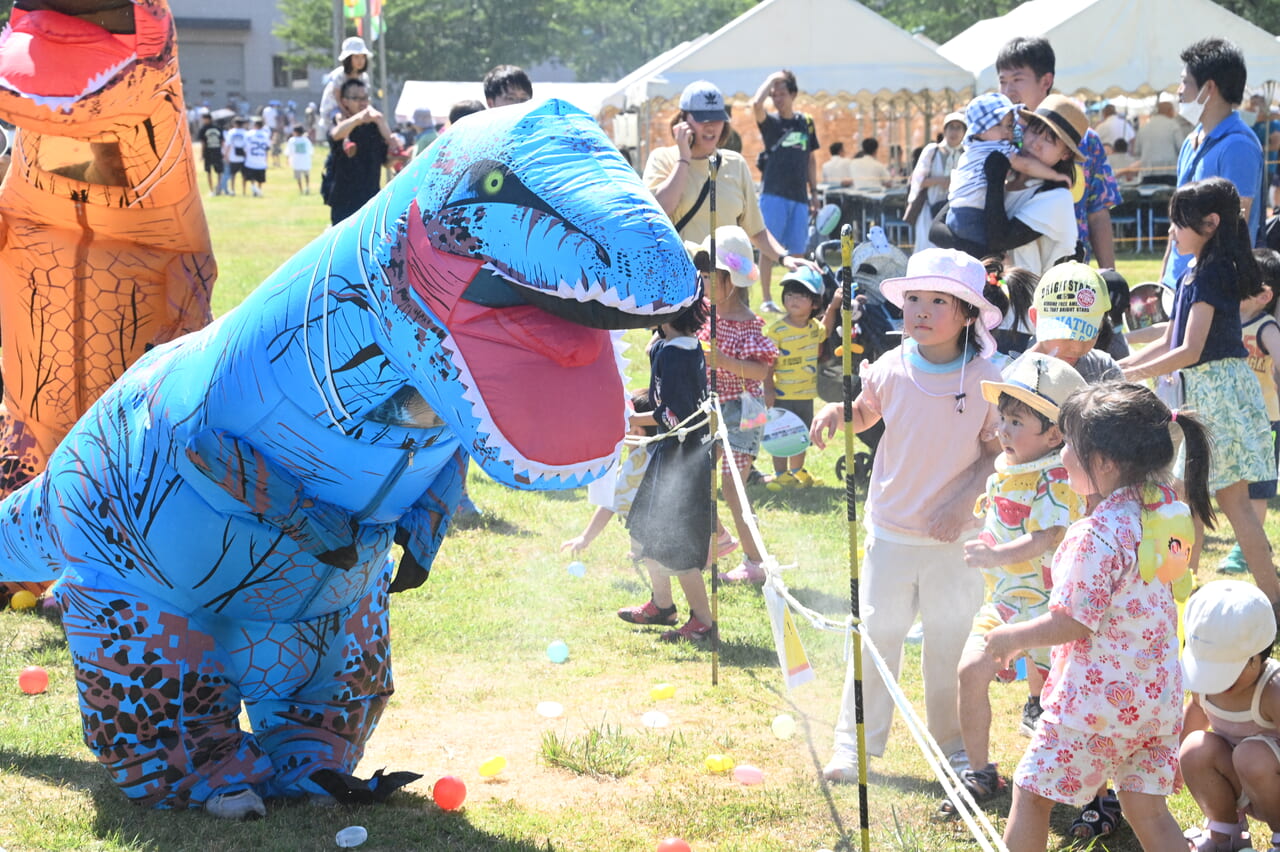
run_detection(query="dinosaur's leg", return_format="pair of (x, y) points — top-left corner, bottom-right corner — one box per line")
(245, 571), (395, 799)
(57, 578), (277, 809)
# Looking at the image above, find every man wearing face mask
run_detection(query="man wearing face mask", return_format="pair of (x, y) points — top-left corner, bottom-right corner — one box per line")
(1162, 37), (1264, 287)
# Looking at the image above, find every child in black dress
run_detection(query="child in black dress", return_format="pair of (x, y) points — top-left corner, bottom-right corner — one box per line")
(619, 297), (717, 644)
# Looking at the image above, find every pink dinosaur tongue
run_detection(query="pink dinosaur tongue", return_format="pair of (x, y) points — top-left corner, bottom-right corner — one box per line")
(0, 9), (135, 98)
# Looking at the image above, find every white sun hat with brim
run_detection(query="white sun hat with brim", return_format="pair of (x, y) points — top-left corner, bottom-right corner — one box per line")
(338, 37), (372, 61)
(879, 248), (1002, 357)
(685, 226), (758, 289)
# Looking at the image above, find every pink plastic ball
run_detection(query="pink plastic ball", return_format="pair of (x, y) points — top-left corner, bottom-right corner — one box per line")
(657, 839), (691, 852)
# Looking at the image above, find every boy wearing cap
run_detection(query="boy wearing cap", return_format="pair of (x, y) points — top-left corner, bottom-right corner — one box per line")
(1181, 580), (1280, 852)
(763, 267), (842, 488)
(1027, 261), (1124, 383)
(943, 353), (1088, 810)
(946, 92), (1071, 256)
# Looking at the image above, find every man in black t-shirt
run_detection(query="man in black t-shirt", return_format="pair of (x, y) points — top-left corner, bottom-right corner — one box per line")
(752, 70), (819, 311)
(199, 112), (224, 196)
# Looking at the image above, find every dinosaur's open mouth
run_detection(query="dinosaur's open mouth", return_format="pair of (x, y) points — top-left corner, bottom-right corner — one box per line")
(448, 300), (623, 476)
(0, 9), (136, 101)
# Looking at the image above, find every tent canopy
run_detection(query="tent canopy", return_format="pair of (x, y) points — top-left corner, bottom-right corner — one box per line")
(940, 0), (1280, 98)
(608, 0), (973, 108)
(393, 81), (617, 125)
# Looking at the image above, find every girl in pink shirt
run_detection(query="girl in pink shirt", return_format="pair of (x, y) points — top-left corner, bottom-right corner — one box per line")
(810, 248), (1004, 783)
(984, 382), (1214, 852)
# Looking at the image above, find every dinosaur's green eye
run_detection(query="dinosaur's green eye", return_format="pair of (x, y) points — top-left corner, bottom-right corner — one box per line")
(482, 170), (504, 194)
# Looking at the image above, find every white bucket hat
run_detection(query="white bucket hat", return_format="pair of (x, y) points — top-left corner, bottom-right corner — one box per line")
(338, 37), (372, 61)
(879, 248), (1001, 357)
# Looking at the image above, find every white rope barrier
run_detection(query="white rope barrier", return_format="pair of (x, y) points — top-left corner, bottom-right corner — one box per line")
(699, 395), (1007, 850)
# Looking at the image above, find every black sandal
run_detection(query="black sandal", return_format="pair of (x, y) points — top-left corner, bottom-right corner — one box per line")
(934, 763), (1006, 820)
(1070, 789), (1123, 840)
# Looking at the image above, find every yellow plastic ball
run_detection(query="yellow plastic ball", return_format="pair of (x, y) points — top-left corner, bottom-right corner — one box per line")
(9, 590), (37, 611)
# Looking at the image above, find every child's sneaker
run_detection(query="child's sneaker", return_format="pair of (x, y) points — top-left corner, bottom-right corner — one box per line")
(660, 615), (716, 644)
(792, 469), (815, 487)
(822, 747), (859, 783)
(1020, 695), (1043, 737)
(206, 789), (266, 820)
(617, 600), (678, 626)
(719, 557), (766, 584)
(766, 471), (800, 491)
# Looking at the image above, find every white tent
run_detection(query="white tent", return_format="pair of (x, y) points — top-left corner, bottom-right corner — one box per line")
(609, 0), (973, 107)
(940, 0), (1280, 97)
(393, 81), (618, 125)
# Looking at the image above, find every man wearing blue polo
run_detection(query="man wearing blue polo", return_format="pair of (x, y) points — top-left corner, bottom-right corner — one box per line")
(1163, 37), (1264, 286)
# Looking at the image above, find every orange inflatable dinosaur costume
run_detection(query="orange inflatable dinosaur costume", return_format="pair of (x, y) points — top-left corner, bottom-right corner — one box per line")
(0, 0), (215, 601)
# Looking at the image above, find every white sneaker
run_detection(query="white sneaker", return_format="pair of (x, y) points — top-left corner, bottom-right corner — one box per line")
(760, 299), (784, 314)
(205, 789), (266, 819)
(822, 747), (860, 783)
(947, 749), (970, 774)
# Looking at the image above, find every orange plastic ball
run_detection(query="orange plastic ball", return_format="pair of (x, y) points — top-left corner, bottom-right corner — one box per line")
(18, 665), (48, 695)
(432, 775), (466, 811)
(657, 839), (691, 852)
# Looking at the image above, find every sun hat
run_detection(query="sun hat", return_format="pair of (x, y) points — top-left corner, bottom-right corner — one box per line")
(942, 111), (967, 130)
(1182, 580), (1277, 694)
(338, 37), (372, 61)
(778, 266), (824, 297)
(965, 92), (1020, 142)
(1031, 261), (1111, 342)
(679, 80), (730, 123)
(685, 225), (757, 288)
(1019, 94), (1088, 162)
(981, 352), (1086, 422)
(880, 249), (1001, 356)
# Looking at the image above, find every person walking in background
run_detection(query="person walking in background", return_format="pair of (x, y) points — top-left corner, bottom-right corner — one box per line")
(287, 125), (314, 195)
(752, 70), (820, 314)
(907, 111), (965, 253)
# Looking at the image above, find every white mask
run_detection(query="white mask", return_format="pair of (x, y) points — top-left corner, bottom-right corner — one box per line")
(1238, 109), (1257, 127)
(1179, 87), (1209, 125)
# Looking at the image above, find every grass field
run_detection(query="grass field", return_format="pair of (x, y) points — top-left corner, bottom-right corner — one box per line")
(0, 154), (1263, 851)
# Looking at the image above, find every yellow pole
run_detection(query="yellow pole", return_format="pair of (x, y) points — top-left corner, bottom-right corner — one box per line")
(707, 153), (721, 687)
(840, 223), (871, 852)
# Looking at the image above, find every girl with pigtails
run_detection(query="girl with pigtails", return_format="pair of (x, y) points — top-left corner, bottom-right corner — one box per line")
(1119, 177), (1280, 615)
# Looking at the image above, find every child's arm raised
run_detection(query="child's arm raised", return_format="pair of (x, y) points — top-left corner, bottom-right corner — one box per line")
(964, 525), (1066, 570)
(983, 608), (1091, 668)
(1009, 151), (1071, 184)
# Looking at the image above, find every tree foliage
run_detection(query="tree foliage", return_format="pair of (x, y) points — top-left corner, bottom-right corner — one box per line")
(272, 0), (1280, 87)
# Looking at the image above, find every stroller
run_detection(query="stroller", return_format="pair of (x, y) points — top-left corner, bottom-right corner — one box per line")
(811, 226), (907, 494)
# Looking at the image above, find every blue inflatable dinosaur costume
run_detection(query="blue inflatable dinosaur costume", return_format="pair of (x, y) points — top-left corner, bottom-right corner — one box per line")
(0, 99), (696, 816)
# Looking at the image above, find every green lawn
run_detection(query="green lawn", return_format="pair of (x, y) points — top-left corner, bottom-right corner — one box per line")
(0, 158), (1263, 851)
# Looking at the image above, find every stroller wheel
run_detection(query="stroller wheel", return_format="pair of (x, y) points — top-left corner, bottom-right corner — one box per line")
(834, 454), (846, 483)
(853, 452), (873, 497)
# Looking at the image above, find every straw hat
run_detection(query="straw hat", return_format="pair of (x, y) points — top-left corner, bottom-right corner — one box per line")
(1019, 94), (1088, 162)
(981, 352), (1086, 422)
